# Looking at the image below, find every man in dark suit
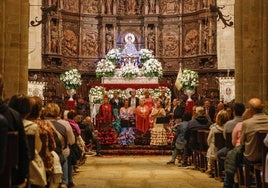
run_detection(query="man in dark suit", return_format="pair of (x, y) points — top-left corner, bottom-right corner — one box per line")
(109, 90), (124, 112)
(168, 98), (185, 123)
(204, 100), (216, 123)
(128, 89), (139, 113)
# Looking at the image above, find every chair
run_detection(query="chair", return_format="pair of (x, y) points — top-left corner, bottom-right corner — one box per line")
(197, 129), (210, 171)
(27, 134), (35, 161)
(0, 131), (19, 188)
(214, 132), (226, 178)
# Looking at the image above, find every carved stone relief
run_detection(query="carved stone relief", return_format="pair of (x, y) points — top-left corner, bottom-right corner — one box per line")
(50, 19), (59, 53)
(81, 0), (99, 14)
(162, 30), (179, 57)
(81, 30), (99, 57)
(147, 27), (155, 53)
(160, 0), (179, 15)
(184, 0), (198, 13)
(184, 29), (199, 56)
(63, 0), (79, 12)
(62, 29), (78, 56)
(105, 26), (114, 53)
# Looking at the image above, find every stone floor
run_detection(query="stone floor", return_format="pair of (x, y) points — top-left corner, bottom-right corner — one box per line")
(73, 155), (223, 188)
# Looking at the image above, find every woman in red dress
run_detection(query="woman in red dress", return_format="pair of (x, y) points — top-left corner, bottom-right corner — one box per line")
(135, 98), (150, 133)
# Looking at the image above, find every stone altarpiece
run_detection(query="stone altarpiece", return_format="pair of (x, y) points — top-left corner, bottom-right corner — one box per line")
(29, 0), (232, 104)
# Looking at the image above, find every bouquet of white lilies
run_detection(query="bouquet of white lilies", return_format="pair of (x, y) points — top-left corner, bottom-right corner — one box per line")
(60, 69), (82, 90)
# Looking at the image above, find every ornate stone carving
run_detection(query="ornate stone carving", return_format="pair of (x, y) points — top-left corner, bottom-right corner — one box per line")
(126, 0), (137, 15)
(184, 0), (198, 13)
(148, 0), (156, 14)
(160, 0), (179, 14)
(81, 0), (99, 14)
(184, 29), (199, 56)
(105, 0), (113, 15)
(105, 26), (114, 53)
(147, 27), (155, 53)
(50, 20), (59, 53)
(162, 31), (179, 57)
(62, 29), (78, 56)
(81, 30), (99, 57)
(63, 0), (79, 12)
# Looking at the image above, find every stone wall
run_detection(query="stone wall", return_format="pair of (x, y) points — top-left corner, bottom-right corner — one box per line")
(0, 0), (29, 98)
(235, 0), (268, 104)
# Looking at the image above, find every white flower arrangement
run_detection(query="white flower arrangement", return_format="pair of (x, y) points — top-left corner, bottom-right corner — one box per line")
(96, 59), (115, 79)
(89, 86), (105, 104)
(141, 59), (163, 78)
(181, 69), (199, 90)
(106, 48), (121, 64)
(60, 69), (82, 90)
(119, 63), (140, 79)
(136, 87), (171, 99)
(139, 48), (154, 64)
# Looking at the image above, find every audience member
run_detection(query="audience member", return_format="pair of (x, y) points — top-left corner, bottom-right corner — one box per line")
(43, 103), (70, 188)
(206, 110), (229, 174)
(0, 114), (8, 173)
(9, 94), (47, 187)
(158, 87), (171, 113)
(204, 100), (216, 122)
(27, 96), (58, 187)
(183, 106), (212, 166)
(166, 112), (192, 165)
(83, 116), (102, 156)
(0, 74), (29, 187)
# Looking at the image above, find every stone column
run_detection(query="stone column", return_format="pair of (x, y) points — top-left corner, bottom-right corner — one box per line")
(0, 0), (29, 98)
(235, 0), (268, 104)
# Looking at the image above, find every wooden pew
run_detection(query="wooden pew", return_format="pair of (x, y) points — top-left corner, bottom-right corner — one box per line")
(197, 129), (210, 171)
(0, 131), (18, 188)
(253, 131), (268, 188)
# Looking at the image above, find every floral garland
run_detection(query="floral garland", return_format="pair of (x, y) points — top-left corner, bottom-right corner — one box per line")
(88, 87), (171, 104)
(141, 59), (163, 78)
(88, 86), (106, 103)
(106, 48), (121, 65)
(60, 69), (82, 90)
(96, 59), (115, 79)
(139, 48), (154, 64)
(118, 64), (140, 79)
(181, 69), (199, 90)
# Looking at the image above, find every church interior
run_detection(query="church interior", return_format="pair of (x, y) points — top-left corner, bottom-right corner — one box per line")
(0, 0), (268, 187)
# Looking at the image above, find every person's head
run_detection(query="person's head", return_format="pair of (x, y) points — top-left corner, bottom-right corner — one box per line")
(248, 98), (263, 114)
(124, 99), (129, 107)
(215, 110), (230, 127)
(144, 89), (150, 97)
(195, 106), (205, 116)
(216, 102), (224, 111)
(8, 94), (31, 119)
(113, 90), (119, 98)
(27, 96), (43, 119)
(204, 100), (211, 108)
(130, 89), (136, 97)
(160, 87), (166, 96)
(43, 103), (61, 118)
(103, 95), (109, 104)
(67, 110), (76, 120)
(233, 102), (245, 116)
(182, 112), (192, 122)
(155, 99), (162, 108)
(172, 98), (179, 106)
(84, 116), (91, 124)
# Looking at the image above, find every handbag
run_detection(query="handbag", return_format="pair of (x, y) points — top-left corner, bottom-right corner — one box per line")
(69, 143), (83, 165)
(29, 153), (47, 186)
